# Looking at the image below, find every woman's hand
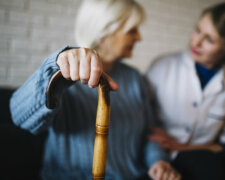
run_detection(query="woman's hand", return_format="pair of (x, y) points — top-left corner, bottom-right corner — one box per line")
(148, 127), (223, 152)
(148, 127), (184, 152)
(205, 144), (223, 152)
(57, 48), (118, 91)
(148, 160), (181, 180)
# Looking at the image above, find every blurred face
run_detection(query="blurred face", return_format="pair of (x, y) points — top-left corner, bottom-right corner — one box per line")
(190, 13), (225, 68)
(98, 25), (141, 63)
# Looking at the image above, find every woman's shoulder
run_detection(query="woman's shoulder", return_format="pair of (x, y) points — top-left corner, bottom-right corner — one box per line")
(111, 62), (145, 90)
(114, 62), (142, 78)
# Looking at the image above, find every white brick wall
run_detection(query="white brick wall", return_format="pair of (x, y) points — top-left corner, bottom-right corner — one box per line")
(0, 0), (223, 87)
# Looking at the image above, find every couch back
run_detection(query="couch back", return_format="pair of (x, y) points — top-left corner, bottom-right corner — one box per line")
(0, 88), (46, 180)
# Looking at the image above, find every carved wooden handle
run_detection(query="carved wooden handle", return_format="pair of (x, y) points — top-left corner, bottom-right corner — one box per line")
(45, 70), (110, 180)
(46, 70), (64, 109)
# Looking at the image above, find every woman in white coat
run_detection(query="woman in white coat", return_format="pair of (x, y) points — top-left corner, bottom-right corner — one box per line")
(146, 2), (225, 180)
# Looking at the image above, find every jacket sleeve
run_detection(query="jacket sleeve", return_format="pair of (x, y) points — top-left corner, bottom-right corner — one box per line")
(144, 141), (170, 168)
(10, 46), (75, 134)
(140, 76), (170, 168)
(219, 125), (225, 150)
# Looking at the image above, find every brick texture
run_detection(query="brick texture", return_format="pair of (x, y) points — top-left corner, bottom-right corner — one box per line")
(0, 0), (223, 87)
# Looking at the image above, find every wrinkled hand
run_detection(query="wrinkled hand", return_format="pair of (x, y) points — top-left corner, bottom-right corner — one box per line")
(148, 127), (223, 153)
(57, 48), (118, 90)
(148, 127), (185, 151)
(149, 160), (181, 180)
(207, 144), (223, 152)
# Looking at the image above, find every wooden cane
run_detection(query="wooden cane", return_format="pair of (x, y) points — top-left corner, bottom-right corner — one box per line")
(46, 70), (110, 180)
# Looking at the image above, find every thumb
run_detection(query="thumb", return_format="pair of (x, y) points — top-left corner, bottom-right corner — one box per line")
(102, 72), (119, 91)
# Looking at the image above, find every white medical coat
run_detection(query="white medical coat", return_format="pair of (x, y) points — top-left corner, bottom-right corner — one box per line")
(146, 51), (225, 149)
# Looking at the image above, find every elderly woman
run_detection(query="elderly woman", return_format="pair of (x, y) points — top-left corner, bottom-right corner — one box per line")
(10, 0), (180, 179)
(147, 2), (225, 180)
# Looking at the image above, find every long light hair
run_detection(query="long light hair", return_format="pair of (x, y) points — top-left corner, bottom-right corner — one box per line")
(201, 2), (225, 43)
(75, 0), (145, 49)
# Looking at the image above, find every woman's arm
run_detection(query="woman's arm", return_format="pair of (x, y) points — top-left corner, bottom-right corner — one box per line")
(148, 127), (223, 152)
(10, 47), (118, 135)
(10, 47), (72, 134)
(176, 143), (222, 152)
(137, 75), (181, 179)
(139, 76), (170, 165)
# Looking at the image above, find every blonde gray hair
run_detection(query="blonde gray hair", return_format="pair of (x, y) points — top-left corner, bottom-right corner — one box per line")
(74, 0), (145, 48)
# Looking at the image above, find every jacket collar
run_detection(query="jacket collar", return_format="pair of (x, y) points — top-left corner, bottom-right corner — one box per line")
(183, 50), (225, 96)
